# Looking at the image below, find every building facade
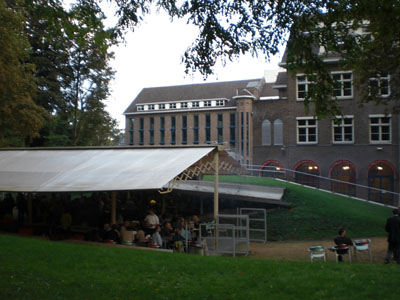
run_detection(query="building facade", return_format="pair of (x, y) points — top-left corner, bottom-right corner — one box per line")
(125, 62), (399, 206)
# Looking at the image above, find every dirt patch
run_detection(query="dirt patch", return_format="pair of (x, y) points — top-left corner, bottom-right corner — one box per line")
(249, 237), (388, 264)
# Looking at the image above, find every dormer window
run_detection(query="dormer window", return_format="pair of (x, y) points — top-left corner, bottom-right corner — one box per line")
(204, 100), (212, 107)
(137, 105), (144, 111)
(169, 103), (176, 109)
(192, 101), (200, 108)
(216, 100), (225, 106)
(158, 104), (165, 110)
(148, 104), (155, 110)
(180, 102), (188, 108)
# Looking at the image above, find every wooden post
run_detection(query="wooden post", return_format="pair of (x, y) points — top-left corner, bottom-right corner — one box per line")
(111, 192), (117, 225)
(27, 193), (33, 225)
(213, 149), (219, 220)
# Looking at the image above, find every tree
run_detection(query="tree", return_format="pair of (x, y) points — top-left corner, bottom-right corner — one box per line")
(0, 0), (48, 146)
(23, 0), (119, 146)
(64, 1), (117, 146)
(109, 0), (400, 118)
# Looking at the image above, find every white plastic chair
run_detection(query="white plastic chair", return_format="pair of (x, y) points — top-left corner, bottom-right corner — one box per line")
(309, 246), (327, 262)
(353, 239), (372, 262)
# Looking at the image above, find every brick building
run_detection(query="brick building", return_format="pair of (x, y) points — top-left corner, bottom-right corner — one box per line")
(124, 58), (398, 206)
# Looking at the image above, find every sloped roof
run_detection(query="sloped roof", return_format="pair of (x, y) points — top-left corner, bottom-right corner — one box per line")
(124, 79), (264, 114)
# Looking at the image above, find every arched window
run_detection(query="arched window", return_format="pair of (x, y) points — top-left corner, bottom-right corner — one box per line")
(261, 120), (271, 145)
(367, 161), (396, 205)
(329, 161), (357, 196)
(294, 160), (320, 188)
(273, 119), (283, 145)
(259, 160), (285, 179)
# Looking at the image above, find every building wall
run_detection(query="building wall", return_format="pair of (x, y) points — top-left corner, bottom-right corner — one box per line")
(252, 68), (399, 198)
(126, 109), (238, 147)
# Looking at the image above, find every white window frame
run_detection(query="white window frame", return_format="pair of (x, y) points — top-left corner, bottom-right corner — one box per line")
(158, 104), (165, 110)
(137, 105), (144, 111)
(216, 100), (225, 106)
(332, 71), (353, 99)
(296, 117), (318, 144)
(180, 102), (188, 108)
(204, 100), (212, 107)
(369, 74), (391, 97)
(296, 74), (313, 101)
(332, 115), (354, 144)
(369, 114), (391, 144)
(169, 103), (176, 109)
(191, 101), (200, 108)
(148, 104), (155, 110)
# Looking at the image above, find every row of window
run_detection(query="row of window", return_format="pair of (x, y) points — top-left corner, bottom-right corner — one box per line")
(128, 113), (236, 146)
(262, 114), (391, 145)
(136, 99), (226, 111)
(296, 72), (390, 100)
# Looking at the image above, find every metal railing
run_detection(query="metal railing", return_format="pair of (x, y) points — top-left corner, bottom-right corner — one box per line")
(243, 164), (400, 208)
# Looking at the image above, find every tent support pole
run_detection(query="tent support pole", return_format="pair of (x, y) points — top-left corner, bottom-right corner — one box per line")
(28, 193), (32, 225)
(213, 149), (219, 220)
(111, 192), (117, 225)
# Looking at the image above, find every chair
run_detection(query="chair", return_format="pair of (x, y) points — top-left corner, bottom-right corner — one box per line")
(353, 239), (372, 262)
(332, 244), (352, 263)
(309, 246), (327, 262)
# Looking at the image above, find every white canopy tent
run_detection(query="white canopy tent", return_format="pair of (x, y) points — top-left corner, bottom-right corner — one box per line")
(0, 146), (222, 224)
(0, 147), (216, 192)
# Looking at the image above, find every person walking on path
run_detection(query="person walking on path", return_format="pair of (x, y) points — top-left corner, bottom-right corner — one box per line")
(384, 208), (400, 264)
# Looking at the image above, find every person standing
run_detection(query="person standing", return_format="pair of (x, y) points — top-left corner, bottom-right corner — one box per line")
(144, 209), (159, 235)
(384, 208), (400, 264)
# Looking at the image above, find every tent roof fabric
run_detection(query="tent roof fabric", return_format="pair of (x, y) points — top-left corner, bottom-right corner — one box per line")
(0, 147), (215, 192)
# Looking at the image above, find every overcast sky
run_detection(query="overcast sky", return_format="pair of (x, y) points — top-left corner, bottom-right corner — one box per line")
(104, 8), (285, 129)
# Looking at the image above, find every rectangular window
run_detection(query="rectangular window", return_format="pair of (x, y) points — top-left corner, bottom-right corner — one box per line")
(158, 104), (166, 110)
(216, 100), (224, 106)
(182, 115), (187, 144)
(149, 117), (154, 145)
(369, 74), (391, 97)
(205, 114), (211, 144)
(180, 102), (188, 108)
(148, 104), (155, 110)
(296, 75), (314, 100)
(332, 72), (353, 98)
(217, 114), (223, 143)
(297, 117), (318, 144)
(192, 101), (200, 108)
(139, 118), (144, 145)
(169, 103), (176, 109)
(137, 105), (144, 111)
(332, 116), (354, 144)
(229, 113), (236, 147)
(160, 117), (165, 145)
(204, 101), (212, 107)
(246, 112), (249, 156)
(129, 118), (134, 145)
(171, 116), (176, 145)
(370, 115), (391, 143)
(193, 115), (199, 144)
(240, 112), (244, 154)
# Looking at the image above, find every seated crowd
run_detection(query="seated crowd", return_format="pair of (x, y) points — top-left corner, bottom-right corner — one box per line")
(99, 210), (202, 251)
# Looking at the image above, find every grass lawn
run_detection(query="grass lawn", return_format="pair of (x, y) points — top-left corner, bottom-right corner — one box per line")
(203, 175), (393, 241)
(1, 234), (400, 300)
